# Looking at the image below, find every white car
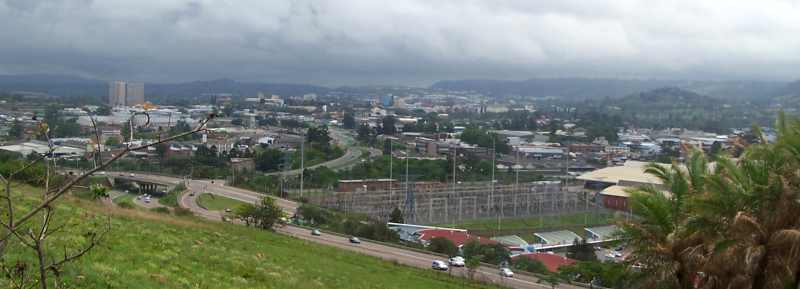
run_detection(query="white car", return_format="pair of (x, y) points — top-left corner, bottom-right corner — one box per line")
(448, 256), (465, 267)
(500, 268), (514, 277)
(432, 260), (449, 271)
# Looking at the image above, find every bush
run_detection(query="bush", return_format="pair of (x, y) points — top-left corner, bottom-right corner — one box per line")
(117, 200), (135, 209)
(173, 207), (193, 217)
(151, 207), (171, 214)
(428, 237), (458, 256)
(513, 257), (549, 274)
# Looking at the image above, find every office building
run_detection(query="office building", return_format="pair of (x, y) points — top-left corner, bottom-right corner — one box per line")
(108, 81), (145, 106)
(108, 81), (127, 106)
(125, 82), (145, 106)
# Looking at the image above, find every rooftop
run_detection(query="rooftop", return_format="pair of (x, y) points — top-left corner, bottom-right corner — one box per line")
(577, 161), (666, 186)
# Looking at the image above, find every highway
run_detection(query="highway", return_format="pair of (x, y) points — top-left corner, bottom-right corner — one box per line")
(114, 172), (578, 289)
(263, 128), (369, 176)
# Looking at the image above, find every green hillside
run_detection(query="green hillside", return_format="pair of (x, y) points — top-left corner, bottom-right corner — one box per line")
(2, 184), (503, 289)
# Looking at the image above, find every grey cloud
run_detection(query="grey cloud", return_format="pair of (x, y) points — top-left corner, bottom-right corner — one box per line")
(0, 0), (799, 85)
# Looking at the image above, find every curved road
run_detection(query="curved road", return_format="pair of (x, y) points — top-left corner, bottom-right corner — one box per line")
(114, 172), (577, 289)
(264, 128), (367, 176)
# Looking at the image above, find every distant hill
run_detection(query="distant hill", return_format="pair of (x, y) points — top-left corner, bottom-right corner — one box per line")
(0, 74), (106, 98)
(614, 86), (717, 110)
(431, 78), (785, 100)
(0, 74), (329, 103)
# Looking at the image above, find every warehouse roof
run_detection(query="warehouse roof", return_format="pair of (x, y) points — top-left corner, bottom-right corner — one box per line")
(577, 161), (666, 186)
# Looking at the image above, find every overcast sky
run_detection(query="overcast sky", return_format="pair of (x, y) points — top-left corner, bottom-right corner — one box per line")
(1, 0), (799, 86)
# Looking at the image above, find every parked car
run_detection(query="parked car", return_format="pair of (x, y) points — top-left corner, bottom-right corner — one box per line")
(448, 256), (465, 267)
(311, 229), (321, 236)
(225, 208), (232, 213)
(349, 237), (361, 244)
(431, 260), (449, 271)
(615, 245), (625, 252)
(500, 268), (514, 277)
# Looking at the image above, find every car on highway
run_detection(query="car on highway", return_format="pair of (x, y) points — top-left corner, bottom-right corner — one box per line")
(311, 229), (321, 236)
(431, 260), (449, 271)
(448, 256), (465, 267)
(349, 236), (361, 244)
(129, 173), (135, 177)
(500, 268), (514, 277)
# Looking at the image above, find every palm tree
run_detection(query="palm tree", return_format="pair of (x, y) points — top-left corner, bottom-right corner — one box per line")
(619, 150), (709, 289)
(622, 113), (800, 289)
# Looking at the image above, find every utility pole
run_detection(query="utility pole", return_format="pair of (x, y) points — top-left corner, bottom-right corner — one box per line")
(389, 139), (393, 205)
(300, 133), (304, 199)
(492, 136), (499, 231)
(452, 146), (457, 195)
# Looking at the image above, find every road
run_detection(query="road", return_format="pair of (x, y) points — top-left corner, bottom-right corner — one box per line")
(116, 172), (578, 289)
(263, 128), (367, 176)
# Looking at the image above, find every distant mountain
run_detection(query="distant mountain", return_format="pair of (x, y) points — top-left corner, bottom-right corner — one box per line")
(430, 78), (785, 100)
(0, 74), (106, 97)
(145, 79), (328, 100)
(0, 74), (329, 103)
(613, 87), (717, 110)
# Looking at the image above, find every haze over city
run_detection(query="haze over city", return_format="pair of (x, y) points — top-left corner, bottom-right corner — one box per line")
(2, 0), (800, 85)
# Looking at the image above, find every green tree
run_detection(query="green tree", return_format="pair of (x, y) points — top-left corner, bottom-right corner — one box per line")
(343, 112), (356, 129)
(9, 119), (23, 139)
(255, 148), (284, 172)
(428, 237), (458, 256)
(382, 116), (397, 135)
(512, 257), (548, 274)
(388, 207), (404, 223)
(465, 256), (481, 280)
(566, 238), (596, 261)
(235, 197), (284, 230)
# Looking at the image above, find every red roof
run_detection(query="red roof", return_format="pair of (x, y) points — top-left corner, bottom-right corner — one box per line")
(512, 253), (577, 272)
(417, 229), (497, 247)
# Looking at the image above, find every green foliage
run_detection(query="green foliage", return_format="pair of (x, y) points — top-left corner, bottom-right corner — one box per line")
(234, 197), (285, 230)
(566, 238), (597, 261)
(150, 207), (171, 214)
(343, 112), (356, 129)
(173, 207), (193, 216)
(458, 125), (510, 154)
(461, 240), (510, 265)
(512, 257), (549, 274)
(428, 237), (458, 256)
(382, 116), (397, 135)
(158, 184), (185, 207)
(9, 120), (23, 139)
(254, 148), (284, 172)
(389, 207), (404, 223)
(558, 261), (634, 289)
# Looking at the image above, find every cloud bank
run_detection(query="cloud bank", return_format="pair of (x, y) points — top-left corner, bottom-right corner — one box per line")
(1, 0), (799, 85)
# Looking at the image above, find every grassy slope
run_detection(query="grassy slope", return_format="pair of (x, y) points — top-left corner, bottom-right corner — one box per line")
(197, 193), (248, 211)
(4, 184), (504, 289)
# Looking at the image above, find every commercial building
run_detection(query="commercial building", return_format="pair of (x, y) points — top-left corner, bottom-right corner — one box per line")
(125, 82), (145, 106)
(108, 81), (145, 106)
(108, 81), (127, 107)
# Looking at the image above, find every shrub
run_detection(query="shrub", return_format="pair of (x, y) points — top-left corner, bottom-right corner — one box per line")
(173, 207), (193, 217)
(151, 207), (171, 214)
(117, 200), (135, 209)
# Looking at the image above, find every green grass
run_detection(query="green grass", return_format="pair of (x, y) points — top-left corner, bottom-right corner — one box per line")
(3, 184), (506, 289)
(112, 193), (135, 205)
(442, 212), (615, 242)
(197, 193), (248, 211)
(158, 184), (185, 207)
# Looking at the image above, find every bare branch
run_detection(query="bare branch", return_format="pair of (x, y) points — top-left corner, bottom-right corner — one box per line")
(12, 117), (212, 228)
